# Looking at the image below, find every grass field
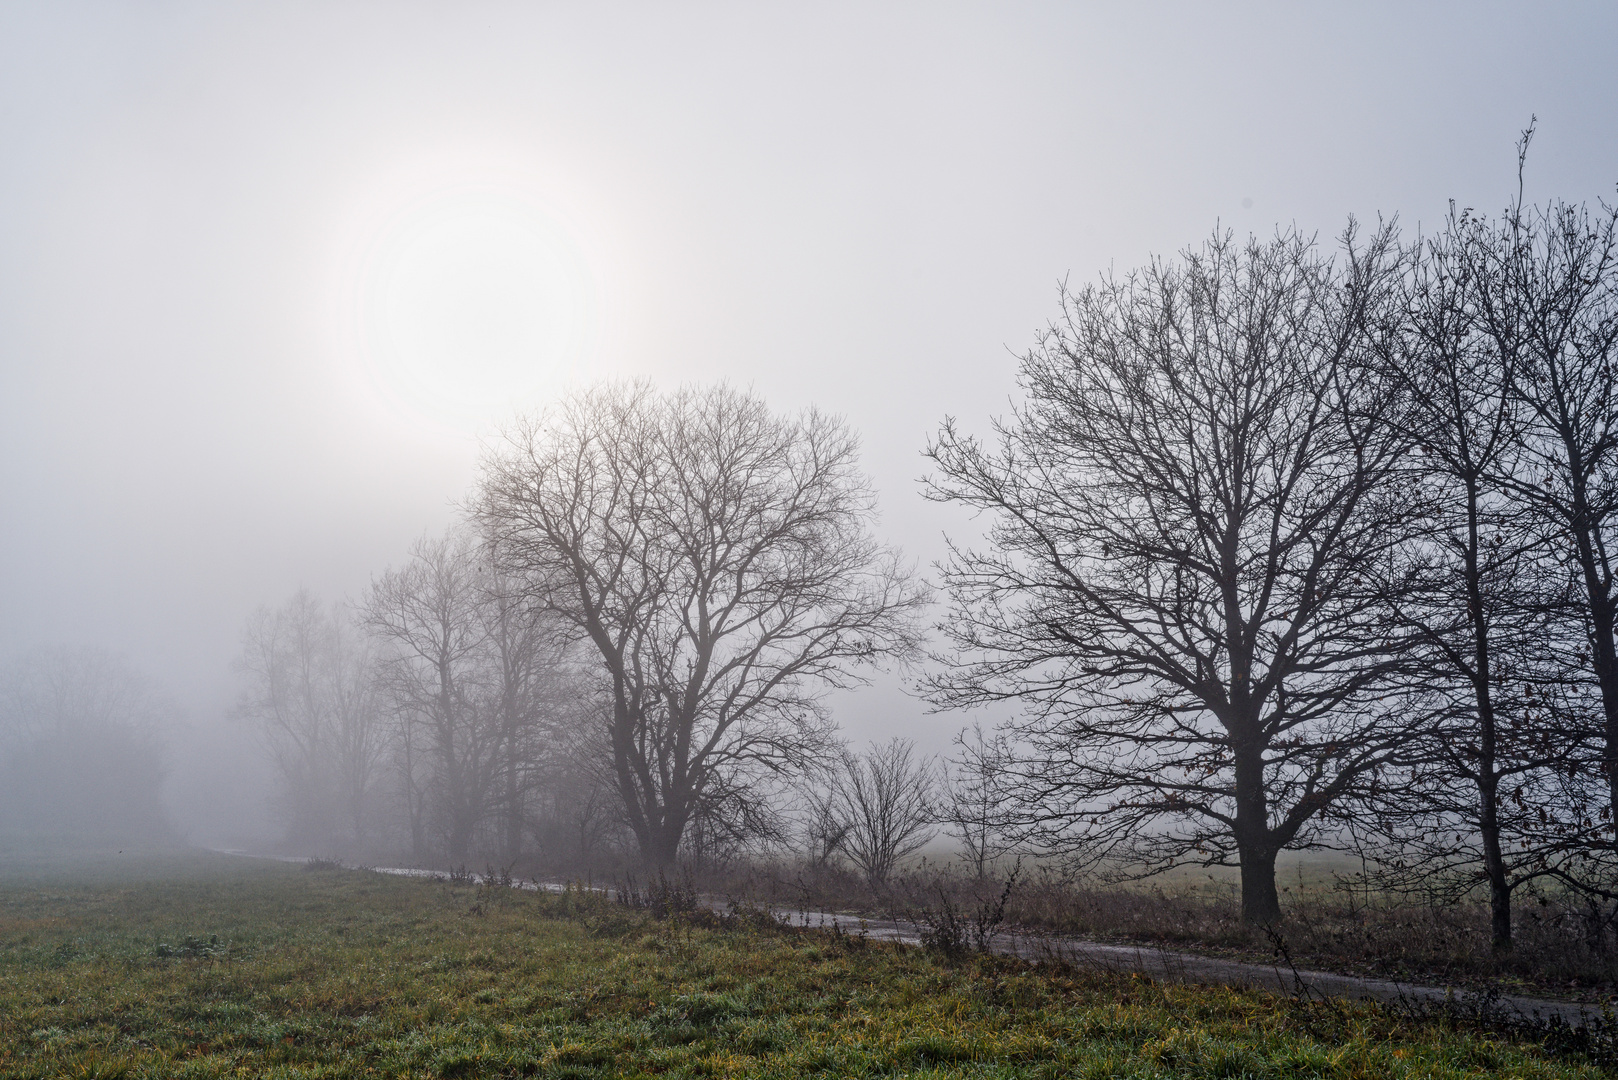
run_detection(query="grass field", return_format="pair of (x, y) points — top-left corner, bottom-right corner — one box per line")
(0, 852), (1608, 1078)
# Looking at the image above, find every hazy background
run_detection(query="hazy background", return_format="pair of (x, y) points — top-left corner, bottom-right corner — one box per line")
(1, 2), (1616, 841)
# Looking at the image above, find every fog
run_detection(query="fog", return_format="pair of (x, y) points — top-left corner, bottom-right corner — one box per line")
(1, 3), (1615, 851)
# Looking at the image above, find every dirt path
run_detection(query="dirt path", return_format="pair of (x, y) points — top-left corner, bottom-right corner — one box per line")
(221, 852), (1610, 1029)
(772, 907), (1608, 1028)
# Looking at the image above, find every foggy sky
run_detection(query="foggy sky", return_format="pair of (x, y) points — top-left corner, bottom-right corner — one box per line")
(2, 2), (1616, 755)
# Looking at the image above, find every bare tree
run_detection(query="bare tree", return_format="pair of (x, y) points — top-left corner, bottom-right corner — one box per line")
(828, 737), (937, 888)
(364, 530), (503, 863)
(236, 591), (386, 848)
(1366, 144), (1576, 949)
(801, 771), (852, 871)
(475, 382), (927, 866)
(1462, 141), (1618, 913)
(940, 722), (1009, 880)
(528, 703), (624, 868)
(235, 542), (576, 865)
(478, 567), (578, 863)
(925, 226), (1418, 924)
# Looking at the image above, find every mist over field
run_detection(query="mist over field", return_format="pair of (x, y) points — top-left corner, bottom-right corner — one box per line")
(1, 2), (1616, 891)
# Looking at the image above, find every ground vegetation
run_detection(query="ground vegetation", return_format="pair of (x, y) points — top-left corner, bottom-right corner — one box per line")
(0, 853), (1605, 1079)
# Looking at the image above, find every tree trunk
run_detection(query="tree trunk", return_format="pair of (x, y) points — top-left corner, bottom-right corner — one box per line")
(1488, 856), (1513, 951)
(1467, 486), (1512, 952)
(1569, 503), (1618, 869)
(1238, 844), (1280, 925)
(643, 825), (682, 869)
(1233, 740), (1280, 924)
(1593, 598), (1618, 848)
(404, 735), (425, 859)
(1476, 702), (1512, 951)
(504, 753), (522, 864)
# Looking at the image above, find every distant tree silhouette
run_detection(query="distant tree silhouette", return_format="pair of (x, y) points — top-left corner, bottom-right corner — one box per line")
(363, 529), (574, 864)
(939, 722), (1009, 880)
(825, 737), (937, 888)
(0, 646), (173, 846)
(237, 592), (385, 849)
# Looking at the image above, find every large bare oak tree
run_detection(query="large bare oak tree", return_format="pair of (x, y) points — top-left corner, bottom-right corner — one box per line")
(925, 227), (1416, 923)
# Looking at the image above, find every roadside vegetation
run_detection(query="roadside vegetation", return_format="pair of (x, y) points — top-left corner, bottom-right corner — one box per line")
(746, 859), (1618, 999)
(0, 852), (1612, 1079)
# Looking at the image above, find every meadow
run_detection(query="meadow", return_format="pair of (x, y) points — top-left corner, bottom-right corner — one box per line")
(0, 851), (1609, 1079)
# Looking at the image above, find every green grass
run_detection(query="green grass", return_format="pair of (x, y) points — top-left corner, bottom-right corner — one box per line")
(0, 852), (1605, 1078)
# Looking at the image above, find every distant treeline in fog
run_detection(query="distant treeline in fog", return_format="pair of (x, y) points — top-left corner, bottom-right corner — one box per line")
(0, 646), (173, 847)
(235, 383), (929, 876)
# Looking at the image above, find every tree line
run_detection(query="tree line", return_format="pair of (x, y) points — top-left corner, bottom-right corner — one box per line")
(0, 646), (172, 846)
(927, 132), (1618, 943)
(241, 137), (1618, 947)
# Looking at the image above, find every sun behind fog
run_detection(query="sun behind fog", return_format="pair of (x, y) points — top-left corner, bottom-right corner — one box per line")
(354, 187), (598, 431)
